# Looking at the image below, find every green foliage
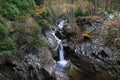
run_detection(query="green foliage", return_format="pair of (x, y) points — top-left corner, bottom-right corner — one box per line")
(111, 1), (120, 12)
(74, 8), (90, 17)
(34, 0), (44, 5)
(0, 26), (9, 40)
(12, 17), (46, 50)
(0, 0), (47, 56)
(42, 9), (54, 25)
(0, 0), (35, 20)
(0, 38), (16, 50)
(35, 8), (53, 32)
(28, 35), (45, 49)
(0, 51), (13, 56)
(0, 16), (16, 57)
(0, 3), (21, 20)
(35, 17), (50, 31)
(11, 0), (35, 13)
(0, 37), (16, 57)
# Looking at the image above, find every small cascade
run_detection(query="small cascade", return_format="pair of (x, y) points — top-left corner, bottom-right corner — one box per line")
(52, 20), (69, 72)
(58, 20), (67, 30)
(59, 42), (64, 61)
(52, 31), (68, 66)
(57, 41), (68, 67)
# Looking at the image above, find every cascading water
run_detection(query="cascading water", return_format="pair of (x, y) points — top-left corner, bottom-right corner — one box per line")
(52, 32), (65, 61)
(57, 41), (68, 67)
(52, 20), (68, 72)
(52, 32), (61, 44)
(58, 20), (67, 30)
(59, 42), (64, 61)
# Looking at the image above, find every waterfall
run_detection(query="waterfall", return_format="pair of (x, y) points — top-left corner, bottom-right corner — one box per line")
(58, 20), (67, 30)
(59, 42), (64, 61)
(52, 32), (65, 61)
(52, 32), (61, 44)
(52, 20), (68, 66)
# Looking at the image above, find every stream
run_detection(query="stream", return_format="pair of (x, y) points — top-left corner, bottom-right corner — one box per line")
(51, 20), (69, 80)
(51, 20), (119, 80)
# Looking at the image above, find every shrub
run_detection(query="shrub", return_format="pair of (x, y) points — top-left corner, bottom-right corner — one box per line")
(11, 16), (45, 50)
(0, 16), (16, 57)
(34, 0), (44, 5)
(0, 37), (16, 57)
(34, 8), (52, 32)
(74, 8), (90, 17)
(0, 26), (9, 40)
(101, 16), (120, 48)
(0, 51), (13, 56)
(35, 17), (50, 31)
(11, 0), (35, 14)
(28, 35), (45, 49)
(0, 0), (35, 20)
(0, 38), (16, 50)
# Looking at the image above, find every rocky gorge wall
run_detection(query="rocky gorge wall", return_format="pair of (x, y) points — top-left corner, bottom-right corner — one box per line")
(0, 13), (120, 80)
(0, 47), (56, 80)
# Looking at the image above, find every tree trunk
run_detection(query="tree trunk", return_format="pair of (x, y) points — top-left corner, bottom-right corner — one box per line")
(94, 0), (98, 15)
(105, 0), (109, 12)
(110, 0), (112, 12)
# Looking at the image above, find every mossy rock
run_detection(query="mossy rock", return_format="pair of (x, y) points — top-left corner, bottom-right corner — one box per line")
(68, 68), (82, 80)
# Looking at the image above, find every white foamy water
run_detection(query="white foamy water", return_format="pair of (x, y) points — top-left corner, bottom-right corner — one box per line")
(109, 14), (114, 20)
(58, 20), (67, 29)
(57, 60), (68, 66)
(52, 20), (68, 67)
(52, 32), (61, 44)
(52, 32), (65, 61)
(59, 42), (64, 61)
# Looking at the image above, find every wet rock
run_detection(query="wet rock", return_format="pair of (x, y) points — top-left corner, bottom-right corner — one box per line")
(44, 31), (59, 58)
(98, 50), (109, 58)
(56, 63), (68, 73)
(44, 31), (58, 49)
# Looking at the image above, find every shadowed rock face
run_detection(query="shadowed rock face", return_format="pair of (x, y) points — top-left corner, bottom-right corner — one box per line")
(0, 48), (56, 80)
(68, 52), (119, 80)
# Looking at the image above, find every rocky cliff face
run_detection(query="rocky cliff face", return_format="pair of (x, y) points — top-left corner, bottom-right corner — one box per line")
(0, 47), (56, 80)
(42, 14), (120, 80)
(61, 14), (120, 79)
